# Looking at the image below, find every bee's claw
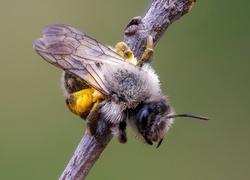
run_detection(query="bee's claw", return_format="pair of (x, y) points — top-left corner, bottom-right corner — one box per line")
(116, 35), (154, 67)
(137, 35), (154, 66)
(115, 42), (137, 65)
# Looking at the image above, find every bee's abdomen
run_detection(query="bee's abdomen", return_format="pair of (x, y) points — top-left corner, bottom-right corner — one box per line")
(63, 72), (90, 94)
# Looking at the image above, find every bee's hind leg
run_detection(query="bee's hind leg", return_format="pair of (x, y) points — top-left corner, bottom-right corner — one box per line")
(66, 88), (103, 118)
(63, 72), (104, 119)
(86, 105), (102, 137)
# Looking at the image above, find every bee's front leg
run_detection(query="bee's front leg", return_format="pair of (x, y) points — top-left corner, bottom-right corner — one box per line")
(115, 35), (154, 67)
(117, 121), (127, 144)
(115, 42), (138, 65)
(136, 35), (154, 67)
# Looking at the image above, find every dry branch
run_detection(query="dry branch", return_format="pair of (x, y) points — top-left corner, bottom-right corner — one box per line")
(59, 0), (195, 179)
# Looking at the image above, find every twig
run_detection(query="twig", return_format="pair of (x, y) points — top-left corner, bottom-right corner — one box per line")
(124, 0), (195, 58)
(59, 121), (112, 180)
(59, 0), (196, 179)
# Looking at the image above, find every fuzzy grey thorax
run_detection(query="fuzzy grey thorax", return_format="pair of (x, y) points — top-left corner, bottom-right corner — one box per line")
(100, 62), (163, 123)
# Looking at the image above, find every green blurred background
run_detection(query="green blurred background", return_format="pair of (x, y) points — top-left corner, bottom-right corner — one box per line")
(1, 0), (249, 179)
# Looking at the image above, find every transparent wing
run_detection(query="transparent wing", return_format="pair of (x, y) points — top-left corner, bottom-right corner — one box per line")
(33, 24), (127, 96)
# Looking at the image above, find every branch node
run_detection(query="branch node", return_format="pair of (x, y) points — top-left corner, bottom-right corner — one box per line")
(124, 16), (143, 36)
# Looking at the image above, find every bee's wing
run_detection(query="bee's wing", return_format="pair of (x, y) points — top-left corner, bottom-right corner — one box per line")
(33, 24), (127, 96)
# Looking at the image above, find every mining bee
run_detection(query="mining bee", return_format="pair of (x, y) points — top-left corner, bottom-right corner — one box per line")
(33, 24), (208, 148)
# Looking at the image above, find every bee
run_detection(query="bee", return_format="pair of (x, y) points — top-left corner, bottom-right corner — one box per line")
(33, 24), (208, 148)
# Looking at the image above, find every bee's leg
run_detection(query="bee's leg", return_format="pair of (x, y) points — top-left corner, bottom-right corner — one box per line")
(117, 121), (127, 144)
(136, 35), (154, 67)
(63, 72), (106, 137)
(86, 105), (113, 139)
(66, 88), (104, 119)
(86, 122), (97, 136)
(115, 42), (138, 65)
(86, 105), (101, 136)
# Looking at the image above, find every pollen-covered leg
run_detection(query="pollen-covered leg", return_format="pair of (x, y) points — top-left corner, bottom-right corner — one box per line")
(115, 42), (137, 65)
(137, 35), (154, 67)
(66, 88), (104, 119)
(63, 69), (106, 137)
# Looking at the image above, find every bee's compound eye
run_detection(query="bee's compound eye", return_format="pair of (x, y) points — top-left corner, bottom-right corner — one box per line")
(137, 108), (149, 133)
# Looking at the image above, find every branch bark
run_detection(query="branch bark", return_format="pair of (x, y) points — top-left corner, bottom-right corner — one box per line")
(124, 0), (195, 59)
(59, 0), (195, 179)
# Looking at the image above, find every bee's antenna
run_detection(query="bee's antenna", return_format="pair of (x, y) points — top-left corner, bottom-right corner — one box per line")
(167, 114), (209, 120)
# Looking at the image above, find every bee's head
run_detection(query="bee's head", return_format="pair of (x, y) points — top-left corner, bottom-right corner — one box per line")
(132, 98), (173, 148)
(132, 98), (208, 148)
